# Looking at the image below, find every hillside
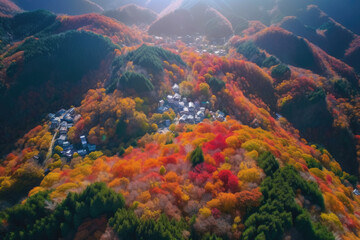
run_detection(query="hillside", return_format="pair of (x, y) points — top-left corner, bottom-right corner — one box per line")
(0, 10), (144, 157)
(149, 3), (233, 40)
(103, 4), (158, 26)
(1, 1), (360, 240)
(13, 0), (103, 15)
(0, 0), (21, 17)
(92, 0), (175, 12)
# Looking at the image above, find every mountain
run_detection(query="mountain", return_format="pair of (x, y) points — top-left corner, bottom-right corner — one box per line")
(92, 0), (176, 12)
(13, 0), (103, 15)
(103, 4), (158, 26)
(1, 1), (360, 240)
(0, 0), (21, 17)
(0, 10), (141, 158)
(149, 3), (233, 40)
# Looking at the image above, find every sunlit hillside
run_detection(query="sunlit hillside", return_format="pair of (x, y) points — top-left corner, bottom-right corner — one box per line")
(0, 1), (360, 240)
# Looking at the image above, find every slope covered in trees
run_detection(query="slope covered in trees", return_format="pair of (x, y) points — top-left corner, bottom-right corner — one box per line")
(149, 3), (233, 40)
(13, 0), (103, 15)
(0, 0), (21, 17)
(103, 4), (158, 26)
(1, 1), (360, 240)
(0, 30), (117, 157)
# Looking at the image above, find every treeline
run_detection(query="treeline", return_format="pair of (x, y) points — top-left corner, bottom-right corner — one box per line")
(242, 152), (334, 240)
(0, 10), (58, 51)
(1, 182), (125, 240)
(108, 44), (185, 93)
(0, 29), (117, 157)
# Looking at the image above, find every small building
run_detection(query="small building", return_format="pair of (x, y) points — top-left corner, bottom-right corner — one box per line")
(48, 113), (55, 120)
(159, 100), (165, 107)
(63, 114), (74, 123)
(195, 116), (202, 123)
(187, 115), (195, 124)
(59, 126), (68, 135)
(216, 111), (225, 122)
(172, 84), (180, 93)
(67, 108), (75, 116)
(158, 106), (169, 114)
(165, 119), (171, 127)
(179, 102), (185, 109)
(179, 115), (187, 123)
(196, 111), (205, 119)
(167, 95), (174, 104)
(74, 114), (81, 123)
(181, 107), (189, 115)
(200, 107), (205, 113)
(174, 93), (181, 102)
(183, 97), (187, 104)
(63, 141), (70, 148)
(50, 117), (60, 129)
(354, 189), (360, 196)
(88, 144), (96, 152)
(80, 135), (87, 148)
(63, 149), (73, 159)
(57, 134), (67, 146)
(55, 109), (66, 117)
(188, 102), (195, 112)
(78, 149), (87, 156)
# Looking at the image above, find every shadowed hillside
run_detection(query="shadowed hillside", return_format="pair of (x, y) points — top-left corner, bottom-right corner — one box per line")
(103, 4), (158, 26)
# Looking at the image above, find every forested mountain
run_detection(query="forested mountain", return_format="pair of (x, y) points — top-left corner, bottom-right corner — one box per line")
(0, 1), (360, 240)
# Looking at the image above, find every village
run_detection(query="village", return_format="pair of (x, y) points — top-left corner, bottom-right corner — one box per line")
(154, 34), (228, 56)
(156, 83), (226, 131)
(48, 108), (96, 160)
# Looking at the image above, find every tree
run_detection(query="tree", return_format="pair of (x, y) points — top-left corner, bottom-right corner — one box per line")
(257, 152), (279, 176)
(208, 77), (225, 93)
(190, 146), (204, 167)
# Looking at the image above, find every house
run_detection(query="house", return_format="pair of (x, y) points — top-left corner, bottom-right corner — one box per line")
(59, 125), (68, 135)
(188, 102), (195, 112)
(183, 98), (187, 104)
(187, 115), (195, 124)
(200, 107), (205, 113)
(354, 189), (360, 196)
(172, 84), (179, 93)
(179, 102), (185, 109)
(57, 134), (67, 146)
(77, 149), (87, 156)
(55, 109), (66, 117)
(88, 144), (96, 152)
(181, 107), (189, 115)
(165, 120), (171, 127)
(167, 95), (175, 104)
(80, 135), (87, 148)
(48, 113), (55, 120)
(196, 111), (205, 119)
(50, 118), (60, 129)
(74, 114), (81, 123)
(158, 106), (168, 114)
(159, 100), (165, 107)
(67, 108), (75, 116)
(63, 141), (70, 148)
(216, 111), (225, 122)
(63, 149), (73, 159)
(63, 114), (74, 123)
(174, 93), (181, 102)
(195, 116), (202, 123)
(179, 115), (187, 123)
